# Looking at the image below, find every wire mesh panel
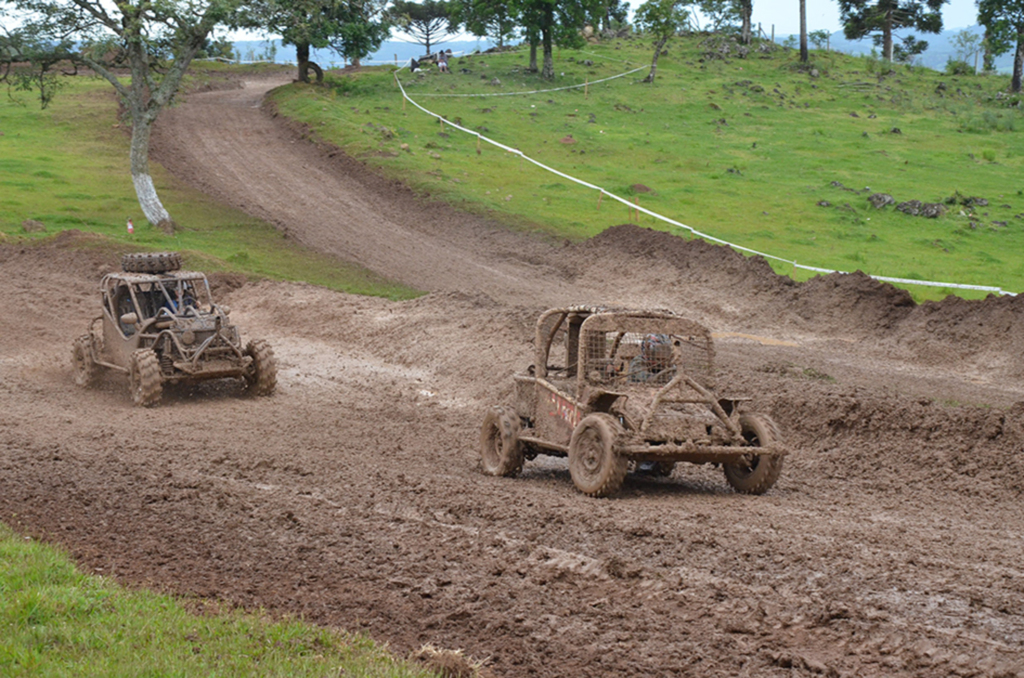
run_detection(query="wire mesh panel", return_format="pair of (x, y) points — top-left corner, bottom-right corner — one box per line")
(580, 314), (715, 390)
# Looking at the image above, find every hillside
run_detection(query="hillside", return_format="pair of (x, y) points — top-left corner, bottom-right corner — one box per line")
(264, 36), (1024, 300)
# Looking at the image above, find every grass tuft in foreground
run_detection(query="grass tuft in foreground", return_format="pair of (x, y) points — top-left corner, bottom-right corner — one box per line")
(0, 522), (438, 677)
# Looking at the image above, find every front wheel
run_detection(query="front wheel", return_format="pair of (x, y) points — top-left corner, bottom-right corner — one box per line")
(480, 406), (523, 477)
(244, 340), (277, 396)
(71, 334), (97, 387)
(723, 413), (784, 495)
(569, 413), (627, 497)
(129, 349), (162, 407)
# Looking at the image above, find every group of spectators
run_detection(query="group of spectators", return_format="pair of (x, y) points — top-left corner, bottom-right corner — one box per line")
(409, 49), (452, 74)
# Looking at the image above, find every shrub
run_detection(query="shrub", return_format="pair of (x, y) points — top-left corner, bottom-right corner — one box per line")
(945, 59), (973, 76)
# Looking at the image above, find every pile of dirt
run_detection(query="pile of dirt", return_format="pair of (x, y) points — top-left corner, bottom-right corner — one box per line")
(582, 225), (1024, 377)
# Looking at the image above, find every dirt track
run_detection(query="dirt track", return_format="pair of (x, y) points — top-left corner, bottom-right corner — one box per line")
(3, 74), (1024, 677)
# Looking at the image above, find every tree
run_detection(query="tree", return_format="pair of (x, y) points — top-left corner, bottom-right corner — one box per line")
(4, 0), (241, 232)
(799, 0), (807, 62)
(735, 0), (752, 44)
(691, 0), (739, 32)
(234, 0), (390, 83)
(634, 0), (688, 83)
(449, 0), (520, 47)
(0, 18), (76, 109)
(978, 0), (1024, 92)
(333, 0), (392, 66)
(518, 0), (601, 80)
(391, 0), (453, 54)
(596, 0), (629, 33)
(808, 29), (830, 49)
(837, 0), (947, 62)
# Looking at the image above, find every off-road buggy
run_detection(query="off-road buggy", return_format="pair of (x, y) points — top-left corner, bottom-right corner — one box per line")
(480, 306), (786, 497)
(71, 252), (277, 406)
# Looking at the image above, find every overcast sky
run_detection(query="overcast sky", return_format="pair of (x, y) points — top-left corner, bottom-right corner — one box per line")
(746, 0), (979, 35)
(224, 0), (982, 44)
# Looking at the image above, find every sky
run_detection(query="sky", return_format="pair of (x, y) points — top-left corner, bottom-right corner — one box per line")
(224, 0), (984, 44)
(747, 0), (980, 36)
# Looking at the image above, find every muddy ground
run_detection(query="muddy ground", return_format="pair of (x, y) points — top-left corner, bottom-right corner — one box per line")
(2, 74), (1023, 677)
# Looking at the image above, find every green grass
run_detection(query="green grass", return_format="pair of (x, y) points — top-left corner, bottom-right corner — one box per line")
(267, 38), (1024, 300)
(0, 523), (434, 677)
(0, 72), (419, 300)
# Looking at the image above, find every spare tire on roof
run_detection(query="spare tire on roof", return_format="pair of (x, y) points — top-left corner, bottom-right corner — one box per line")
(121, 252), (182, 273)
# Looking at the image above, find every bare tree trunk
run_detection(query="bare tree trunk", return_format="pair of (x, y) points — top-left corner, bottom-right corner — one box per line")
(1013, 37), (1024, 93)
(799, 0), (807, 63)
(644, 37), (668, 83)
(983, 28), (995, 71)
(296, 42), (323, 83)
(128, 115), (173, 233)
(529, 39), (538, 72)
(541, 8), (554, 80)
(882, 11), (893, 62)
(739, 0), (753, 45)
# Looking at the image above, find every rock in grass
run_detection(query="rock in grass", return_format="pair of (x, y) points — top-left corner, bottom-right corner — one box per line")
(897, 200), (923, 216)
(22, 219), (46, 233)
(868, 193), (895, 209)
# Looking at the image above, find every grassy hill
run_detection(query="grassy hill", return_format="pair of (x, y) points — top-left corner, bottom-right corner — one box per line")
(0, 70), (418, 300)
(268, 35), (1024, 300)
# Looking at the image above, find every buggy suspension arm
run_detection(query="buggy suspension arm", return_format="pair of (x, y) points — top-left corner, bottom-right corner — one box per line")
(640, 372), (742, 438)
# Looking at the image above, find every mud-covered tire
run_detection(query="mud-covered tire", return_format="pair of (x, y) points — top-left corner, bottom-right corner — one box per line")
(723, 413), (784, 495)
(244, 339), (277, 396)
(71, 334), (97, 387)
(480, 406), (524, 477)
(653, 461), (675, 477)
(121, 252), (181, 274)
(129, 349), (162, 407)
(569, 413), (628, 497)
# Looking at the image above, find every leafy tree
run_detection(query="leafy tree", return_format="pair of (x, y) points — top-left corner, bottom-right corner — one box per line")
(4, 0), (241, 232)
(595, 0), (629, 33)
(634, 0), (688, 82)
(391, 0), (453, 54)
(199, 36), (237, 60)
(449, 0), (520, 47)
(518, 0), (602, 80)
(691, 0), (739, 32)
(809, 29), (830, 49)
(333, 0), (392, 66)
(0, 19), (75, 108)
(836, 0), (947, 62)
(891, 33), (927, 62)
(978, 0), (1024, 92)
(951, 27), (981, 63)
(234, 0), (390, 82)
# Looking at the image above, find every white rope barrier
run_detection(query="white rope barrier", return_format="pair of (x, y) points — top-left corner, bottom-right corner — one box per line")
(412, 66), (647, 97)
(391, 71), (1016, 297)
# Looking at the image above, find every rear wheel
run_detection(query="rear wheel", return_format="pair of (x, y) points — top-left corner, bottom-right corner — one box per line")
(129, 349), (162, 407)
(244, 339), (277, 396)
(71, 334), (97, 387)
(480, 406), (523, 476)
(569, 413), (627, 497)
(723, 413), (784, 495)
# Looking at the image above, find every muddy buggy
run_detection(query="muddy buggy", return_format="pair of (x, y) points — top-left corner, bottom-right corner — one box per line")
(480, 306), (786, 497)
(71, 252), (277, 406)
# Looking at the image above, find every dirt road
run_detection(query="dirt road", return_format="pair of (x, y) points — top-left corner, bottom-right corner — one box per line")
(2, 74), (1024, 677)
